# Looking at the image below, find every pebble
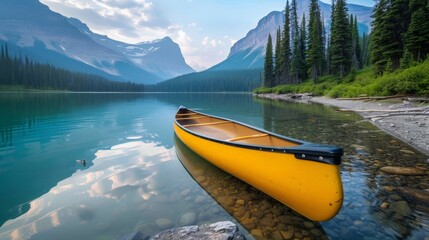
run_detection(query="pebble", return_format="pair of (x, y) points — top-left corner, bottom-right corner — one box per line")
(236, 199), (245, 206)
(380, 202), (390, 209)
(399, 149), (416, 155)
(280, 226), (294, 240)
(250, 229), (264, 239)
(271, 231), (283, 240)
(303, 221), (315, 229)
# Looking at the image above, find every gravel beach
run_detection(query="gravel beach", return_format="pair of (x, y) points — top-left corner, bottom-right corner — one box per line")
(255, 94), (429, 156)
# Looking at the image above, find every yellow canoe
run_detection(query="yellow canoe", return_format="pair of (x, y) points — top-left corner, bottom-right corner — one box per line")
(174, 106), (343, 221)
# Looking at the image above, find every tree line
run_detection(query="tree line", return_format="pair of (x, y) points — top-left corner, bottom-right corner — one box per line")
(147, 69), (262, 92)
(371, 0), (429, 74)
(263, 0), (429, 88)
(0, 44), (145, 92)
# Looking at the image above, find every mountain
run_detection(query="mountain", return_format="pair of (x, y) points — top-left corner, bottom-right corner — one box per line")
(209, 0), (372, 71)
(68, 18), (194, 80)
(0, 0), (193, 84)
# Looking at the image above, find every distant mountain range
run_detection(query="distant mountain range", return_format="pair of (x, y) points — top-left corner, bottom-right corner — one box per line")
(209, 0), (372, 71)
(0, 0), (194, 84)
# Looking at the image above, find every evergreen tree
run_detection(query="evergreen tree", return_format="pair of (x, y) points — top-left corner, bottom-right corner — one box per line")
(354, 16), (361, 68)
(290, 0), (300, 83)
(290, 0), (299, 47)
(280, 0), (292, 84)
(404, 0), (429, 61)
(298, 14), (308, 81)
(360, 32), (371, 67)
(350, 14), (361, 70)
(264, 34), (274, 87)
(274, 27), (282, 85)
(307, 0), (325, 82)
(386, 0), (410, 70)
(400, 48), (413, 69)
(330, 0), (351, 77)
(370, 0), (389, 74)
(328, 0), (336, 74)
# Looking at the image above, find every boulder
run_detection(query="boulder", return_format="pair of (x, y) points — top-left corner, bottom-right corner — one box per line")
(150, 221), (245, 240)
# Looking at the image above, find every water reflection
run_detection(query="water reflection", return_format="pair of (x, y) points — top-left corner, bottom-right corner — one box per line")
(0, 93), (177, 224)
(1, 93), (428, 239)
(175, 136), (328, 239)
(0, 141), (163, 239)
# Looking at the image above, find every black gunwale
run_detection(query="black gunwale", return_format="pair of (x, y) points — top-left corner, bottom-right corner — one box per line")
(174, 106), (343, 165)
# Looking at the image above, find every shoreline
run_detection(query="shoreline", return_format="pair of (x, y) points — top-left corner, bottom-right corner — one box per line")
(255, 93), (429, 157)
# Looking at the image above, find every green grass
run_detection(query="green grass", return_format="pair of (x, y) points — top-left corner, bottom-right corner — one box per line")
(254, 60), (429, 98)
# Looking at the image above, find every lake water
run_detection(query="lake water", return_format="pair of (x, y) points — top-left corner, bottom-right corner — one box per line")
(0, 93), (428, 240)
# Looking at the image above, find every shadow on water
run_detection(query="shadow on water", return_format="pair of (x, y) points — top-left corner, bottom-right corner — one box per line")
(175, 135), (328, 239)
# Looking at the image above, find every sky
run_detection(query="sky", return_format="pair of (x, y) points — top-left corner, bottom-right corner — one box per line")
(40, 0), (374, 71)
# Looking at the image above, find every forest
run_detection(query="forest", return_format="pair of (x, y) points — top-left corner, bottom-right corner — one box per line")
(146, 69), (262, 92)
(259, 0), (429, 96)
(0, 45), (145, 92)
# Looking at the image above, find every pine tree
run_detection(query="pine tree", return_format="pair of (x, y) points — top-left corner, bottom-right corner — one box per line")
(307, 0), (325, 82)
(264, 34), (274, 87)
(330, 0), (351, 77)
(400, 48), (413, 69)
(385, 0), (410, 70)
(328, 0), (336, 74)
(290, 0), (300, 83)
(274, 27), (282, 85)
(354, 16), (361, 68)
(360, 32), (371, 67)
(370, 0), (389, 74)
(404, 0), (429, 62)
(280, 0), (291, 84)
(290, 0), (299, 47)
(350, 14), (361, 70)
(298, 14), (307, 81)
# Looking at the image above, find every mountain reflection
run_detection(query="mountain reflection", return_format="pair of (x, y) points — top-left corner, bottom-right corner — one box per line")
(0, 140), (174, 240)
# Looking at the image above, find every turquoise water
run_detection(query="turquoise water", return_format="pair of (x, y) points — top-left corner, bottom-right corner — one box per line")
(0, 93), (428, 239)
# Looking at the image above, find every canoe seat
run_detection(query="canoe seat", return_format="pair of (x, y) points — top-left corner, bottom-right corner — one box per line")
(226, 134), (269, 142)
(176, 116), (206, 121)
(183, 121), (230, 128)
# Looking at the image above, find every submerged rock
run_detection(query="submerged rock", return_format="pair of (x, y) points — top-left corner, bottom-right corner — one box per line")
(379, 166), (426, 176)
(150, 221), (245, 240)
(390, 201), (412, 217)
(397, 187), (429, 205)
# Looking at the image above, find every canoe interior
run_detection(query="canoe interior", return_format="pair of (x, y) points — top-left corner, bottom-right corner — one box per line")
(176, 110), (300, 148)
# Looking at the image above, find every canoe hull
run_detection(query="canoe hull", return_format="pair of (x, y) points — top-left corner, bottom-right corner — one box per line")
(174, 122), (343, 221)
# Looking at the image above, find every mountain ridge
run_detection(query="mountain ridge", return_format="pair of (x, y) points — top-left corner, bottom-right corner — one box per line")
(0, 0), (193, 83)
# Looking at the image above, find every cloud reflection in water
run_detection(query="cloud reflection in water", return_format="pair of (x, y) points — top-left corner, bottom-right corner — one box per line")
(0, 140), (175, 240)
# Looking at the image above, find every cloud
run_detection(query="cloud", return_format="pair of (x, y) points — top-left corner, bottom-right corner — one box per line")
(41, 0), (170, 42)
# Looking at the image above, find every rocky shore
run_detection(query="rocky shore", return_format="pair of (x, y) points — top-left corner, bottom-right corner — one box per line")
(255, 93), (429, 156)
